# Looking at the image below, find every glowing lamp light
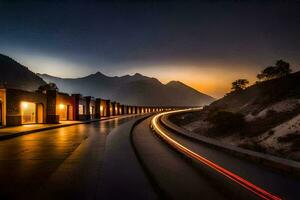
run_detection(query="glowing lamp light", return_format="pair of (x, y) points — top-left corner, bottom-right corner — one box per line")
(59, 104), (65, 109)
(21, 102), (29, 109)
(100, 106), (103, 111)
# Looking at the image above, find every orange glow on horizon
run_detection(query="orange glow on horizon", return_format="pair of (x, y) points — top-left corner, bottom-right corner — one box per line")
(127, 65), (257, 99)
(11, 52), (260, 99)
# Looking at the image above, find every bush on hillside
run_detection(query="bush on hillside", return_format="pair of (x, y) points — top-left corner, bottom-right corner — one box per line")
(231, 79), (249, 91)
(207, 111), (245, 133)
(37, 82), (59, 92)
(257, 60), (292, 81)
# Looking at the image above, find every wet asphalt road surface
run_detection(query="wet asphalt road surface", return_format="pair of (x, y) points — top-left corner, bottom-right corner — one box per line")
(0, 116), (139, 200)
(132, 117), (300, 200)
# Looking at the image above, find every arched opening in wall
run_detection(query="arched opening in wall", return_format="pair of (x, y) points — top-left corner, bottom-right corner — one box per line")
(115, 106), (118, 115)
(110, 105), (113, 116)
(0, 100), (2, 127)
(37, 103), (44, 123)
(79, 104), (84, 116)
(103, 106), (107, 117)
(90, 106), (95, 119)
(21, 101), (36, 124)
(67, 105), (73, 120)
(59, 104), (67, 121)
(100, 105), (104, 117)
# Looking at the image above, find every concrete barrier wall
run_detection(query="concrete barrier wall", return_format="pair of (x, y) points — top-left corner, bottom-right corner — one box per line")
(160, 113), (300, 176)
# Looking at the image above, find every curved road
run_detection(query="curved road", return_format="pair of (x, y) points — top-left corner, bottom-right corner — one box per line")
(0, 115), (143, 200)
(132, 113), (300, 200)
(0, 113), (299, 200)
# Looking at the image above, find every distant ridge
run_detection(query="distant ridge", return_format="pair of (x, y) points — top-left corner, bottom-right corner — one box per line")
(0, 54), (46, 91)
(39, 72), (215, 106)
(0, 53), (214, 106)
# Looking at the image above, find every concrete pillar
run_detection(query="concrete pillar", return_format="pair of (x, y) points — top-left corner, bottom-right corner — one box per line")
(121, 105), (125, 115)
(85, 96), (92, 120)
(105, 100), (110, 117)
(116, 102), (121, 115)
(72, 94), (80, 120)
(46, 90), (59, 123)
(111, 102), (116, 116)
(95, 98), (101, 119)
(135, 106), (138, 114)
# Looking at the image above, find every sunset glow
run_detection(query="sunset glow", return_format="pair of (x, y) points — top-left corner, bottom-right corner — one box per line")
(1, 1), (299, 99)
(0, 1), (298, 199)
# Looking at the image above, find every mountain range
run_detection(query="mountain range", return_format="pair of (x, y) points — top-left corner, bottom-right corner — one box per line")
(0, 53), (214, 106)
(38, 72), (214, 106)
(0, 54), (46, 90)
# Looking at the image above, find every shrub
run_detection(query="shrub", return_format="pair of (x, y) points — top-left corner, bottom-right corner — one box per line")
(231, 79), (249, 91)
(257, 60), (292, 81)
(277, 132), (300, 143)
(207, 111), (245, 133)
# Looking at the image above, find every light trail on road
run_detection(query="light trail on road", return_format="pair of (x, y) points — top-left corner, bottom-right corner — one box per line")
(151, 110), (282, 200)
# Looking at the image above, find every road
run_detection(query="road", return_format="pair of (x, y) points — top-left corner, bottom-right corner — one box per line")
(132, 115), (300, 200)
(0, 115), (148, 200)
(0, 113), (299, 200)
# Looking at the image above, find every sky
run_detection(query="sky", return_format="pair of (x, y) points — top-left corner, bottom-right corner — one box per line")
(0, 0), (300, 98)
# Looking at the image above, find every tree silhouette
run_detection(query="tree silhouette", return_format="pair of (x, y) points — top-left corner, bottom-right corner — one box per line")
(231, 79), (249, 91)
(38, 82), (59, 92)
(257, 60), (292, 81)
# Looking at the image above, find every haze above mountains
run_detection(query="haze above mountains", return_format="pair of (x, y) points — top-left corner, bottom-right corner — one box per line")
(0, 54), (46, 91)
(0, 54), (214, 106)
(38, 72), (214, 106)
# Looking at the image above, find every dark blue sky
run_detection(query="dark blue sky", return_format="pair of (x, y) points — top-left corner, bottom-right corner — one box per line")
(1, 0), (300, 97)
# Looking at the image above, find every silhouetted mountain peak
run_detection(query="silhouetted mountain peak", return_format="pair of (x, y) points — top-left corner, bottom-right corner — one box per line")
(133, 73), (143, 77)
(166, 80), (184, 86)
(166, 80), (200, 92)
(0, 53), (17, 64)
(95, 71), (105, 76)
(1, 53), (214, 106)
(37, 73), (59, 79)
(39, 72), (214, 106)
(0, 54), (46, 91)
